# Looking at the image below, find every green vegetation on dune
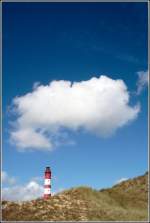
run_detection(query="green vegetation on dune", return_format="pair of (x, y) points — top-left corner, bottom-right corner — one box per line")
(2, 172), (148, 221)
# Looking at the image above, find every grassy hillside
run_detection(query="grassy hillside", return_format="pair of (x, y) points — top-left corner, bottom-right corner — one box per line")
(2, 172), (148, 221)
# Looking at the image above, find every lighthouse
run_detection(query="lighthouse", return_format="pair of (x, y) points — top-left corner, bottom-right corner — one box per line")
(44, 167), (51, 199)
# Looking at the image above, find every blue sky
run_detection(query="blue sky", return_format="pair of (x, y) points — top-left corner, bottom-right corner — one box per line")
(2, 2), (148, 200)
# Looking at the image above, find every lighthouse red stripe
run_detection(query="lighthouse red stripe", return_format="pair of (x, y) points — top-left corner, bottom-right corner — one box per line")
(44, 185), (51, 188)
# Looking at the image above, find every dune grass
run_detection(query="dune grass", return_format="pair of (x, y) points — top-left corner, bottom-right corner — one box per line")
(2, 172), (148, 221)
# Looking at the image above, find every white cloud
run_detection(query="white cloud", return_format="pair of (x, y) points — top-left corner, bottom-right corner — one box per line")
(11, 128), (52, 151)
(31, 176), (43, 183)
(115, 177), (128, 185)
(33, 81), (41, 90)
(10, 75), (140, 151)
(2, 172), (63, 201)
(2, 172), (44, 201)
(136, 70), (148, 95)
(2, 171), (16, 185)
(2, 180), (43, 201)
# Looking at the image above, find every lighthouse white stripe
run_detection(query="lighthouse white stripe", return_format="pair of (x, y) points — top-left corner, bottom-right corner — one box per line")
(44, 188), (51, 194)
(44, 179), (51, 185)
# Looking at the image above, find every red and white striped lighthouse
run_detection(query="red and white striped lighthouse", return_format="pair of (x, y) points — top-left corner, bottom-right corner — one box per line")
(44, 167), (51, 199)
